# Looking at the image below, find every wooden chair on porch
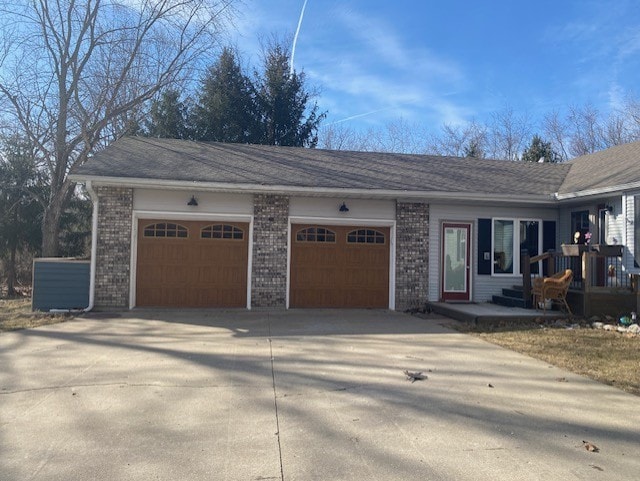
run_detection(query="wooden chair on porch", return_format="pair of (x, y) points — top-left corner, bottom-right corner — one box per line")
(532, 269), (573, 315)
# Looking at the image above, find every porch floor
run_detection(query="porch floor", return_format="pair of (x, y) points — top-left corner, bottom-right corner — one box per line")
(426, 301), (568, 324)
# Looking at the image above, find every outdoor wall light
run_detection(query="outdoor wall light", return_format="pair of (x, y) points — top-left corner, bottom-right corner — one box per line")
(339, 202), (349, 212)
(187, 195), (198, 206)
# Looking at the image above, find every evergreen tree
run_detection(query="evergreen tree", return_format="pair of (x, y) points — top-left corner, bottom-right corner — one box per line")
(0, 136), (44, 295)
(193, 47), (257, 143)
(145, 90), (191, 139)
(254, 44), (325, 147)
(521, 134), (560, 163)
(464, 139), (484, 158)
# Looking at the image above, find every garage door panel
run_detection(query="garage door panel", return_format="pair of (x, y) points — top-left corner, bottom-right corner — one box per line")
(290, 224), (390, 308)
(136, 220), (248, 308)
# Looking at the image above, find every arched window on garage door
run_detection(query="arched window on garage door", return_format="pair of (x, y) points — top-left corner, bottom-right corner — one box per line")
(201, 224), (244, 240)
(143, 222), (188, 238)
(347, 228), (386, 244)
(295, 226), (337, 242)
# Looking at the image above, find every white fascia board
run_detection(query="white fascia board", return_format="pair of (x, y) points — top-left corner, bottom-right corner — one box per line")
(555, 181), (640, 201)
(69, 174), (557, 205)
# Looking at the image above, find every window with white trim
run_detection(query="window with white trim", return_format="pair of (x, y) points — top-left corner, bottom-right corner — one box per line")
(492, 218), (541, 275)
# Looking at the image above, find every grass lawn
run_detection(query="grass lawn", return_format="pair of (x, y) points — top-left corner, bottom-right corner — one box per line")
(456, 320), (640, 396)
(0, 298), (72, 332)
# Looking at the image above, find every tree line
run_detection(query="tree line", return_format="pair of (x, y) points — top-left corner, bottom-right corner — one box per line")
(318, 99), (640, 162)
(140, 45), (324, 146)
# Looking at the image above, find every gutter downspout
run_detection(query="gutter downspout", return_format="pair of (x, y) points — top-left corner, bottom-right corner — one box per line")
(84, 181), (98, 312)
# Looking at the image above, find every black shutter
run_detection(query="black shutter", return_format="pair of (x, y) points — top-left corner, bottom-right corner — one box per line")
(542, 221), (557, 276)
(477, 218), (492, 275)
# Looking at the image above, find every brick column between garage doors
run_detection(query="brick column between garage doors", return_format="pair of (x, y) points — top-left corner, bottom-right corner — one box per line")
(251, 194), (289, 307)
(94, 186), (133, 310)
(395, 202), (429, 311)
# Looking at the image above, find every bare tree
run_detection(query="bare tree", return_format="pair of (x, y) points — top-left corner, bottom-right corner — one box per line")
(486, 107), (532, 160)
(603, 96), (640, 146)
(382, 118), (429, 154)
(318, 119), (430, 154)
(318, 124), (364, 151)
(542, 110), (571, 161)
(0, 0), (236, 255)
(427, 121), (487, 158)
(626, 96), (640, 132)
(566, 104), (606, 157)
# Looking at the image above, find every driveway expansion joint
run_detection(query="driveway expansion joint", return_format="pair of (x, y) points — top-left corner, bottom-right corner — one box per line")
(268, 318), (285, 481)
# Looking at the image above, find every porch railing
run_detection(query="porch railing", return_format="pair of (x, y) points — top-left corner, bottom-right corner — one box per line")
(521, 247), (632, 305)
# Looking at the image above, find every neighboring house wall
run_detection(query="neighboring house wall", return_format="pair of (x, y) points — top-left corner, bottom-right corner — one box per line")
(95, 186), (133, 309)
(395, 202), (429, 311)
(252, 194), (289, 307)
(428, 203), (558, 303)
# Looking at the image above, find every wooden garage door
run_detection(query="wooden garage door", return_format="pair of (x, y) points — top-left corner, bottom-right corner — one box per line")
(290, 224), (390, 308)
(136, 220), (248, 307)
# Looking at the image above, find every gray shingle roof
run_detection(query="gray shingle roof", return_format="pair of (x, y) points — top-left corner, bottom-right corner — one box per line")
(72, 137), (571, 197)
(559, 140), (640, 195)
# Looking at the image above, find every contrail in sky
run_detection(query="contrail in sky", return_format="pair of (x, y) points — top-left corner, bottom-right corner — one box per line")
(290, 0), (308, 76)
(329, 109), (391, 125)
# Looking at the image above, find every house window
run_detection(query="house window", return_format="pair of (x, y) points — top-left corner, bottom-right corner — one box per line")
(492, 219), (541, 275)
(347, 229), (385, 244)
(201, 224), (244, 240)
(143, 222), (188, 238)
(570, 210), (590, 244)
(296, 227), (336, 242)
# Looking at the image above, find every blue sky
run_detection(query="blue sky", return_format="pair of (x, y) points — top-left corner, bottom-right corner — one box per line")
(231, 0), (640, 132)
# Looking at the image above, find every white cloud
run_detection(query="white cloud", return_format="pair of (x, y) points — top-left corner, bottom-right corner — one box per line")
(297, 5), (470, 128)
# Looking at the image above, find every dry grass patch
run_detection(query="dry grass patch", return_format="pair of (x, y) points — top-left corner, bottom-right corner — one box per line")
(0, 298), (71, 332)
(458, 322), (640, 396)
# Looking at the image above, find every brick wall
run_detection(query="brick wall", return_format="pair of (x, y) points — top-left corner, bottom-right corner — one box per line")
(251, 194), (289, 307)
(395, 202), (429, 311)
(94, 186), (133, 309)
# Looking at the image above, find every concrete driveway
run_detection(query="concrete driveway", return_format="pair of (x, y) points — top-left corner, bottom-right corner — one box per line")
(1, 310), (638, 481)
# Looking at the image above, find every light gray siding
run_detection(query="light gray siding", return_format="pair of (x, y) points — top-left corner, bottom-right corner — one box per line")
(429, 203), (558, 302)
(559, 197), (623, 246)
(32, 259), (90, 311)
(623, 192), (640, 273)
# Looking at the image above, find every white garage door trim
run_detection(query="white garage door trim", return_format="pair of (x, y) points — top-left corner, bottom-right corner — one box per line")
(287, 216), (396, 310)
(129, 210), (254, 309)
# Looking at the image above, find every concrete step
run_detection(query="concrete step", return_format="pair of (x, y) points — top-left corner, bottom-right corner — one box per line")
(502, 287), (524, 299)
(492, 294), (528, 309)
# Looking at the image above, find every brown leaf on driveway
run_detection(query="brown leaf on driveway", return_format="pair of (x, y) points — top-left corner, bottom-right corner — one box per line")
(583, 441), (599, 452)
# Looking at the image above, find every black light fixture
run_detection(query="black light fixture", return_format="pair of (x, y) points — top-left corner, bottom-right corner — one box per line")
(187, 195), (198, 206)
(339, 202), (349, 212)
